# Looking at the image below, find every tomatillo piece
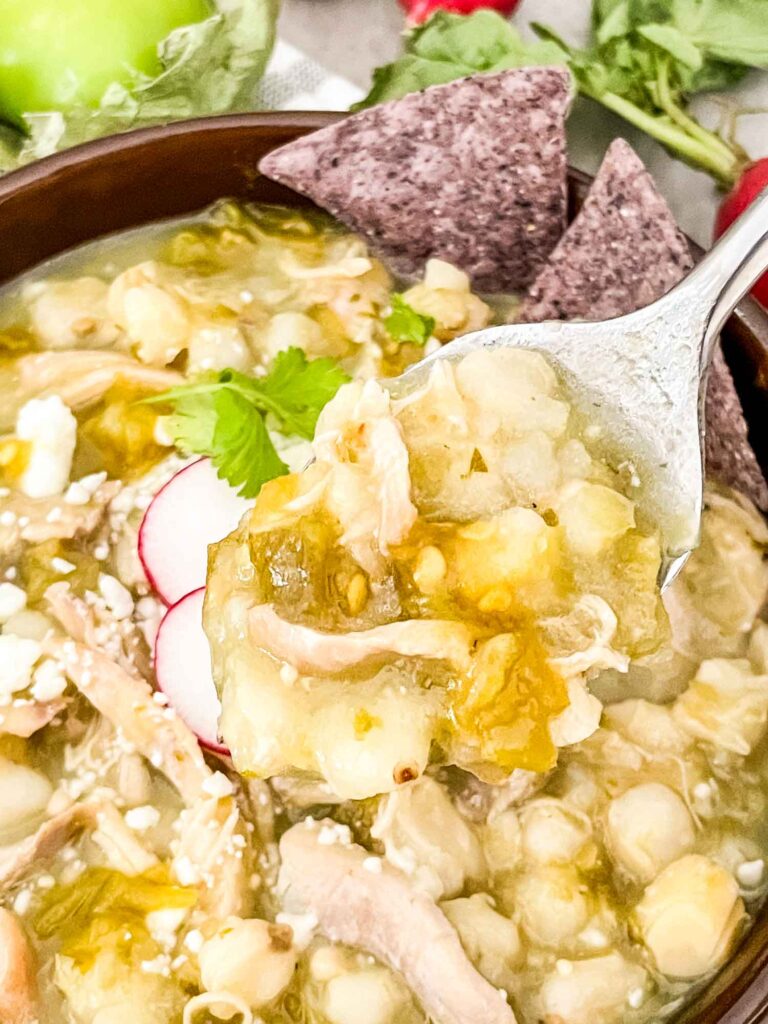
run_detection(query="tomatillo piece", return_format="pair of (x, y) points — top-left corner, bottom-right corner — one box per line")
(0, 0), (213, 129)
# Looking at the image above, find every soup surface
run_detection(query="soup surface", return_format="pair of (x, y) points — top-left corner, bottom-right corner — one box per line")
(0, 202), (766, 1024)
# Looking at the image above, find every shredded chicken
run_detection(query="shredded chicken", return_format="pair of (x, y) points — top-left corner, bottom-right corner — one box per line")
(0, 908), (40, 1024)
(46, 582), (151, 682)
(0, 481), (119, 557)
(279, 821), (517, 1024)
(309, 379), (418, 572)
(0, 700), (65, 739)
(249, 605), (474, 675)
(91, 803), (158, 876)
(13, 351), (181, 419)
(45, 637), (209, 805)
(172, 794), (249, 920)
(0, 803), (96, 890)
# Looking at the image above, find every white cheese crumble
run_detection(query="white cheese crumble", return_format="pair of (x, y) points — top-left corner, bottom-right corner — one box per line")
(16, 395), (77, 499)
(0, 583), (26, 623)
(64, 471), (107, 506)
(50, 557), (76, 575)
(125, 805), (161, 831)
(736, 859), (764, 888)
(0, 635), (41, 696)
(98, 573), (134, 620)
(31, 658), (67, 702)
(317, 822), (353, 847)
(184, 928), (205, 954)
(276, 911), (318, 951)
(627, 987), (645, 1009)
(363, 856), (383, 874)
(202, 772), (234, 799)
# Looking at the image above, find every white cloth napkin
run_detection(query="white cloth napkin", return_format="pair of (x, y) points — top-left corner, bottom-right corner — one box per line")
(254, 40), (364, 111)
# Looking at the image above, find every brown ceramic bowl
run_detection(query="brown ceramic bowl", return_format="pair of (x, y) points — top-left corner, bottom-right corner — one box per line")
(0, 113), (767, 1024)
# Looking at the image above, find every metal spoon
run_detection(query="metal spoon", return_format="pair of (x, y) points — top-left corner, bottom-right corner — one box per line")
(389, 187), (768, 590)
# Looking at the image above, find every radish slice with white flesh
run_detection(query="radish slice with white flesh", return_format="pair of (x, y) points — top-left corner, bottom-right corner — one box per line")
(139, 458), (252, 606)
(154, 587), (227, 754)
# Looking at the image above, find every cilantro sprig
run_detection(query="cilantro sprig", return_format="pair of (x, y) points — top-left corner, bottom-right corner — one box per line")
(384, 294), (436, 347)
(356, 3), (768, 187)
(146, 348), (349, 498)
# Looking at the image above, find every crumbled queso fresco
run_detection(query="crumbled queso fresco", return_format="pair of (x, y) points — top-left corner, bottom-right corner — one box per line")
(0, 202), (765, 1024)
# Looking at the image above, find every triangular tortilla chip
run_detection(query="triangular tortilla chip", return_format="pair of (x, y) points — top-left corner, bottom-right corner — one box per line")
(519, 138), (767, 509)
(259, 69), (571, 292)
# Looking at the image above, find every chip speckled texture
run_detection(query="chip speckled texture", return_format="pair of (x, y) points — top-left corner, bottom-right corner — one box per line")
(705, 348), (768, 510)
(259, 68), (571, 292)
(520, 139), (691, 322)
(519, 138), (767, 510)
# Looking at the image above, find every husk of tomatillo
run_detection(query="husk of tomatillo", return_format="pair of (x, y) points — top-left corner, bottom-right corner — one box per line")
(0, 0), (278, 173)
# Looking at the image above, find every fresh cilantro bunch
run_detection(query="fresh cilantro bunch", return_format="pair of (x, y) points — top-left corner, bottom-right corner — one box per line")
(146, 348), (349, 498)
(357, 2), (768, 187)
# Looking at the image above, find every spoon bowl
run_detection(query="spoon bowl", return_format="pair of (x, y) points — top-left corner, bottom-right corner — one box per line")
(391, 187), (768, 588)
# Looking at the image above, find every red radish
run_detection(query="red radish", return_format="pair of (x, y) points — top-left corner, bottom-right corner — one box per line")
(154, 587), (228, 754)
(398, 0), (521, 23)
(139, 458), (252, 606)
(715, 159), (768, 309)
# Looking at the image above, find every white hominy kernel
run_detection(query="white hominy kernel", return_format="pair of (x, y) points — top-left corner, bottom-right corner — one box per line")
(0, 511), (17, 527)
(0, 583), (26, 623)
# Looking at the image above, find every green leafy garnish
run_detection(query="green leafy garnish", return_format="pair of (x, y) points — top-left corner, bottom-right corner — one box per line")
(147, 348), (349, 498)
(384, 294), (435, 347)
(353, 10), (566, 110)
(357, 2), (768, 187)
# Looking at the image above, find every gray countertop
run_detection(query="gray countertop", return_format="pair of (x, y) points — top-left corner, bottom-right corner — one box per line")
(276, 0), (768, 247)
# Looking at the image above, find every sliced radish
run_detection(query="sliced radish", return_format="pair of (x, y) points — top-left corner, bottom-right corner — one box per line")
(154, 587), (228, 754)
(139, 458), (252, 606)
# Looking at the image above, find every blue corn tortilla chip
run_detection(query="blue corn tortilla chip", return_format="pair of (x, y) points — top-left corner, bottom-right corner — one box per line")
(259, 68), (571, 292)
(519, 138), (767, 510)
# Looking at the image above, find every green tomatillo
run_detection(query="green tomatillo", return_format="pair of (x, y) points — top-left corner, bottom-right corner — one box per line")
(0, 0), (213, 129)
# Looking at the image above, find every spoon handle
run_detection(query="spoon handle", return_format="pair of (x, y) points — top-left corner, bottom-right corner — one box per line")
(673, 185), (768, 371)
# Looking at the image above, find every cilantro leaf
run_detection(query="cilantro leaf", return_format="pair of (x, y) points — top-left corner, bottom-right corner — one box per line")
(210, 389), (288, 499)
(249, 348), (351, 439)
(671, 0), (768, 67)
(147, 348), (349, 497)
(353, 10), (568, 110)
(384, 295), (435, 347)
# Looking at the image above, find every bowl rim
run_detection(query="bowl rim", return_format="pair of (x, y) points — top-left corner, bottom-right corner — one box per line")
(0, 110), (767, 1024)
